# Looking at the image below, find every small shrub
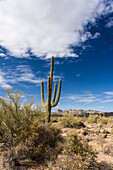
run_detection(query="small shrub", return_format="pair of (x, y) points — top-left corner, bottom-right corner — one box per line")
(14, 121), (63, 164)
(51, 117), (59, 123)
(87, 115), (98, 123)
(87, 115), (113, 124)
(98, 116), (113, 124)
(0, 109), (5, 138)
(0, 89), (45, 140)
(62, 132), (97, 170)
(103, 144), (113, 157)
(60, 112), (85, 128)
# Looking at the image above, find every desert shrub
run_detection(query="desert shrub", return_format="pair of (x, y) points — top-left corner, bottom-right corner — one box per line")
(98, 116), (113, 124)
(51, 117), (59, 123)
(0, 89), (45, 139)
(87, 115), (99, 123)
(14, 121), (63, 164)
(60, 112), (85, 128)
(103, 144), (113, 157)
(0, 108), (5, 138)
(87, 115), (113, 124)
(62, 132), (97, 170)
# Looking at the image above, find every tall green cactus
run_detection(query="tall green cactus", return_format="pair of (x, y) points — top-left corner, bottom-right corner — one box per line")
(41, 56), (62, 123)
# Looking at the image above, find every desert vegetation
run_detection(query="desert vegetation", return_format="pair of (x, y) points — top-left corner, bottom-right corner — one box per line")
(0, 90), (113, 169)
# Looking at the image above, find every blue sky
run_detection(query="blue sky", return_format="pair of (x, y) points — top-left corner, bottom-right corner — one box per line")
(0, 0), (113, 112)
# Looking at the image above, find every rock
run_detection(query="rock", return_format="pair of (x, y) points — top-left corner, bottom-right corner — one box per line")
(100, 129), (110, 134)
(82, 130), (88, 136)
(103, 134), (107, 138)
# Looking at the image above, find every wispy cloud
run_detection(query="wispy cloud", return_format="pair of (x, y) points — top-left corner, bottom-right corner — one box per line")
(62, 92), (101, 104)
(62, 91), (113, 104)
(104, 91), (113, 95)
(0, 65), (47, 88)
(102, 91), (113, 102)
(14, 65), (46, 84)
(54, 61), (64, 65)
(0, 69), (12, 89)
(106, 17), (113, 28)
(101, 99), (113, 103)
(0, 0), (112, 58)
(91, 32), (101, 39)
(0, 53), (6, 57)
(0, 53), (9, 59)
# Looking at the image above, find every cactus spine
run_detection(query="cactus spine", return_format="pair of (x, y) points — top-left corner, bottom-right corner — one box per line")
(41, 56), (62, 123)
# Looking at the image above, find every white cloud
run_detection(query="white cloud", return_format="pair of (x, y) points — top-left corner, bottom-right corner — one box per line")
(106, 18), (113, 28)
(0, 69), (12, 89)
(1, 64), (64, 88)
(101, 99), (113, 103)
(104, 92), (113, 95)
(91, 32), (101, 39)
(0, 0), (112, 59)
(62, 90), (113, 104)
(0, 53), (6, 57)
(62, 92), (101, 103)
(9, 65), (46, 84)
(54, 61), (64, 65)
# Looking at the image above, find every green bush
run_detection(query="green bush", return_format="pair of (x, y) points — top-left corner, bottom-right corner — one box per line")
(87, 115), (113, 124)
(0, 89), (45, 139)
(0, 108), (5, 138)
(87, 115), (98, 123)
(51, 117), (59, 123)
(60, 112), (85, 128)
(98, 116), (113, 124)
(62, 132), (97, 170)
(14, 122), (63, 163)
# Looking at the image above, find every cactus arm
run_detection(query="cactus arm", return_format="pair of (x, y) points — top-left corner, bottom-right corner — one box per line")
(52, 83), (57, 104)
(41, 81), (46, 107)
(50, 56), (54, 101)
(51, 79), (61, 107)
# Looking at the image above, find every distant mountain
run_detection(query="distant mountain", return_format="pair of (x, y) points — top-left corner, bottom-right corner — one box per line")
(52, 109), (113, 117)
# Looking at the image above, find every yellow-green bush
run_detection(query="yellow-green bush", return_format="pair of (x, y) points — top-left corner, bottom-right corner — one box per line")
(51, 117), (59, 123)
(0, 108), (5, 138)
(14, 121), (63, 163)
(0, 89), (45, 139)
(62, 132), (97, 170)
(98, 116), (113, 124)
(87, 115), (113, 124)
(87, 115), (98, 123)
(60, 112), (85, 128)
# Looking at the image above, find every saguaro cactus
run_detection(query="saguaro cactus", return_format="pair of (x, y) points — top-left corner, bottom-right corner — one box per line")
(41, 56), (62, 123)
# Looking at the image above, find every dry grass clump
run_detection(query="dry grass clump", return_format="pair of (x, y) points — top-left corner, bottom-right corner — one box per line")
(51, 116), (59, 123)
(87, 115), (113, 124)
(57, 132), (97, 170)
(14, 122), (63, 164)
(60, 112), (85, 128)
(103, 144), (113, 157)
(0, 89), (45, 142)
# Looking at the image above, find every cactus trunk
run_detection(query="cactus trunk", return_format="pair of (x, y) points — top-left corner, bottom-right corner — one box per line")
(46, 106), (51, 123)
(41, 56), (62, 123)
